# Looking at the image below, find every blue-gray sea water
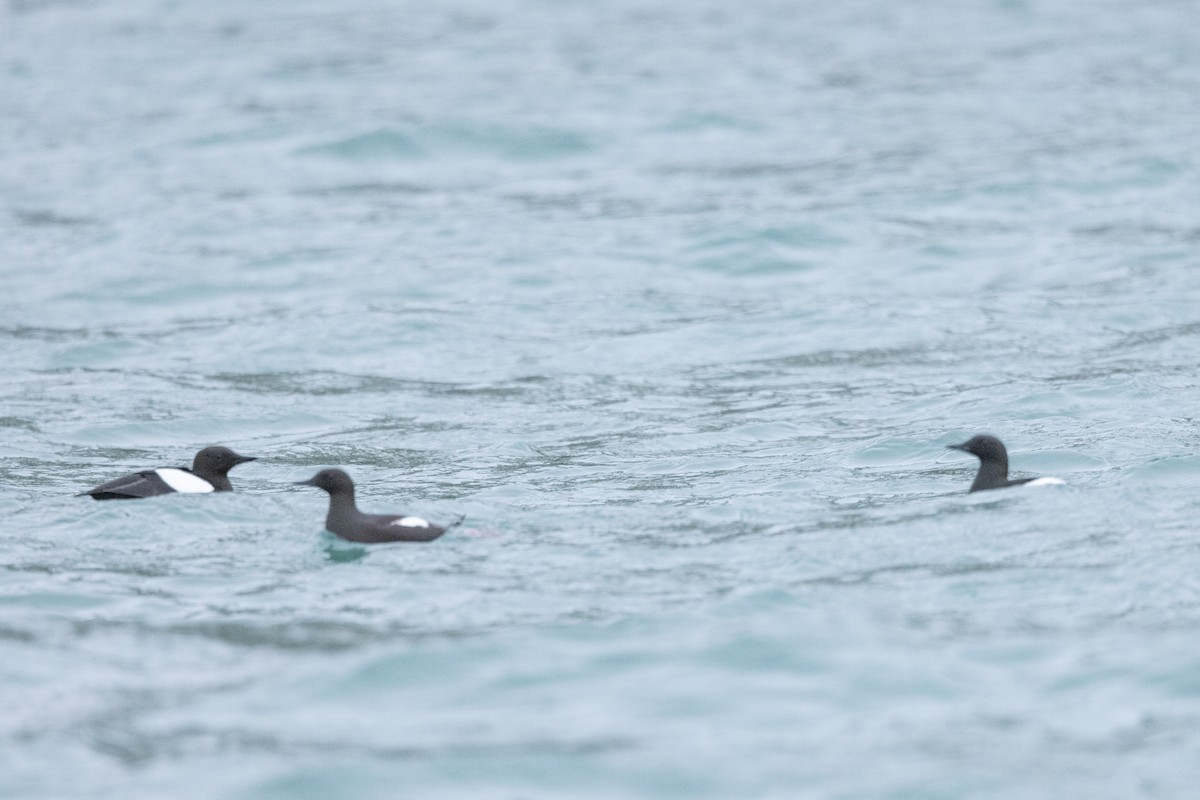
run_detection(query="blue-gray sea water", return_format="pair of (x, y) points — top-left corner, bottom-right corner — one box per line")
(3, 0), (1200, 797)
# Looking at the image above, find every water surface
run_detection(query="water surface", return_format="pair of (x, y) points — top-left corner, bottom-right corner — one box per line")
(3, 0), (1200, 797)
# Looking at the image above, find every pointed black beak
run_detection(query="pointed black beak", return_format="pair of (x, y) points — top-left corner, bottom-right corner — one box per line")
(235, 455), (257, 465)
(293, 477), (316, 486)
(946, 443), (968, 452)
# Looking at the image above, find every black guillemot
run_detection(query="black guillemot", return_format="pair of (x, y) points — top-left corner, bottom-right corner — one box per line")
(947, 434), (1063, 492)
(80, 446), (256, 500)
(294, 468), (462, 543)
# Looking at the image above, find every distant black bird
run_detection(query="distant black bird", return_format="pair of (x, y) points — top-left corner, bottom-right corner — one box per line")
(947, 434), (1063, 492)
(294, 468), (462, 543)
(81, 446), (256, 500)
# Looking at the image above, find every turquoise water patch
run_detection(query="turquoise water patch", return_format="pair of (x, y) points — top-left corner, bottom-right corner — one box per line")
(298, 123), (591, 163)
(298, 129), (425, 161)
(424, 121), (593, 160)
(1126, 456), (1200, 484)
(685, 224), (848, 275)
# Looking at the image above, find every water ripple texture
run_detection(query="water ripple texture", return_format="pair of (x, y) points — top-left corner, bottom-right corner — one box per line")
(2, 0), (1200, 798)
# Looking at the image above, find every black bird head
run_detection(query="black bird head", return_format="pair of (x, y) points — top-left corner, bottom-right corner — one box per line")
(946, 434), (1008, 464)
(294, 468), (355, 495)
(192, 446), (256, 477)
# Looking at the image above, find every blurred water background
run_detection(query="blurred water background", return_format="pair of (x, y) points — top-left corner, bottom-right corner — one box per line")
(3, 0), (1200, 797)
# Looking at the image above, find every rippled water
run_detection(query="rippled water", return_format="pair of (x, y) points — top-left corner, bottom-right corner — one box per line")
(3, 0), (1200, 797)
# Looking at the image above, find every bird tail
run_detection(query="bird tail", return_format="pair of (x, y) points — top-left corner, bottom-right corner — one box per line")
(447, 514), (466, 530)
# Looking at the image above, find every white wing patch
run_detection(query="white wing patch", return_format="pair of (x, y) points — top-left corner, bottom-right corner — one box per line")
(390, 516), (430, 528)
(1025, 477), (1065, 487)
(155, 468), (215, 494)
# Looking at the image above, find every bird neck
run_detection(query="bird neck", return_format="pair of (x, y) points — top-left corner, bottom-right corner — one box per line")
(193, 468), (232, 492)
(326, 489), (359, 524)
(969, 457), (1009, 492)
